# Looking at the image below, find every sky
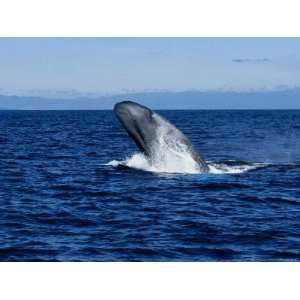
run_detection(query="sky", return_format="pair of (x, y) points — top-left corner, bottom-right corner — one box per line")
(1, 38), (300, 97)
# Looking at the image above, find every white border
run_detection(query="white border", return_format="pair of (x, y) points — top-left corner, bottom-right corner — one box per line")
(1, 262), (300, 300)
(1, 1), (300, 300)
(0, 0), (300, 36)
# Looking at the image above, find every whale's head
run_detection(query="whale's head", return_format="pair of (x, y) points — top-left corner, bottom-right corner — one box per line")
(114, 101), (156, 155)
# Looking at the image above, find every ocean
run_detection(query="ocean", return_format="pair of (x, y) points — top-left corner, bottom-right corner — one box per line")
(0, 109), (299, 261)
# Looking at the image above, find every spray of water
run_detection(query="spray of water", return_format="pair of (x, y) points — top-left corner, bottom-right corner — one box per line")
(108, 112), (268, 174)
(107, 126), (267, 174)
(144, 119), (203, 173)
(107, 153), (266, 174)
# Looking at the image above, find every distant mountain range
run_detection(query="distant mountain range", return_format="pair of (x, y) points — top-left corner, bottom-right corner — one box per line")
(0, 89), (300, 110)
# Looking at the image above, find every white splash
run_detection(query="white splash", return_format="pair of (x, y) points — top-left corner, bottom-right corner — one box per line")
(108, 112), (268, 174)
(137, 113), (203, 173)
(106, 154), (268, 175)
(107, 152), (201, 174)
(208, 162), (267, 174)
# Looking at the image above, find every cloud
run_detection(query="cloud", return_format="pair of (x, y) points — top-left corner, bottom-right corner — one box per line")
(232, 58), (271, 63)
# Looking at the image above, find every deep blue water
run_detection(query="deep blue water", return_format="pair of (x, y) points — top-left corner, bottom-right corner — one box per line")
(0, 110), (300, 261)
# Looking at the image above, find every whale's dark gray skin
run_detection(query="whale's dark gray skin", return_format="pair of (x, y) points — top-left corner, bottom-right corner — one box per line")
(114, 101), (208, 172)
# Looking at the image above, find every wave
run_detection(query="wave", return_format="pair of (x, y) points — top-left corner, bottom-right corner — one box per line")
(106, 153), (268, 174)
(208, 161), (267, 174)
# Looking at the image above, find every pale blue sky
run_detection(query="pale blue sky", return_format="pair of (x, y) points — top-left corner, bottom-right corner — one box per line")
(1, 38), (300, 97)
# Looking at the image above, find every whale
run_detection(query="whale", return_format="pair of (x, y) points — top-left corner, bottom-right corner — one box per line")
(114, 101), (208, 172)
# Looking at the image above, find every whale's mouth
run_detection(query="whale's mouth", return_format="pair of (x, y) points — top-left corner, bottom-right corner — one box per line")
(114, 101), (132, 118)
(114, 101), (153, 122)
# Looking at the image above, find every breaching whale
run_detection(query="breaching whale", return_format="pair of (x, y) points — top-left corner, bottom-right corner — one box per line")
(114, 101), (208, 172)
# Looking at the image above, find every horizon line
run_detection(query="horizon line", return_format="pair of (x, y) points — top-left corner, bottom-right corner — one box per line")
(2, 86), (300, 100)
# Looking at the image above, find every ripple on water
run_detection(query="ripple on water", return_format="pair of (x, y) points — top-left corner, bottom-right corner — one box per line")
(0, 110), (300, 261)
